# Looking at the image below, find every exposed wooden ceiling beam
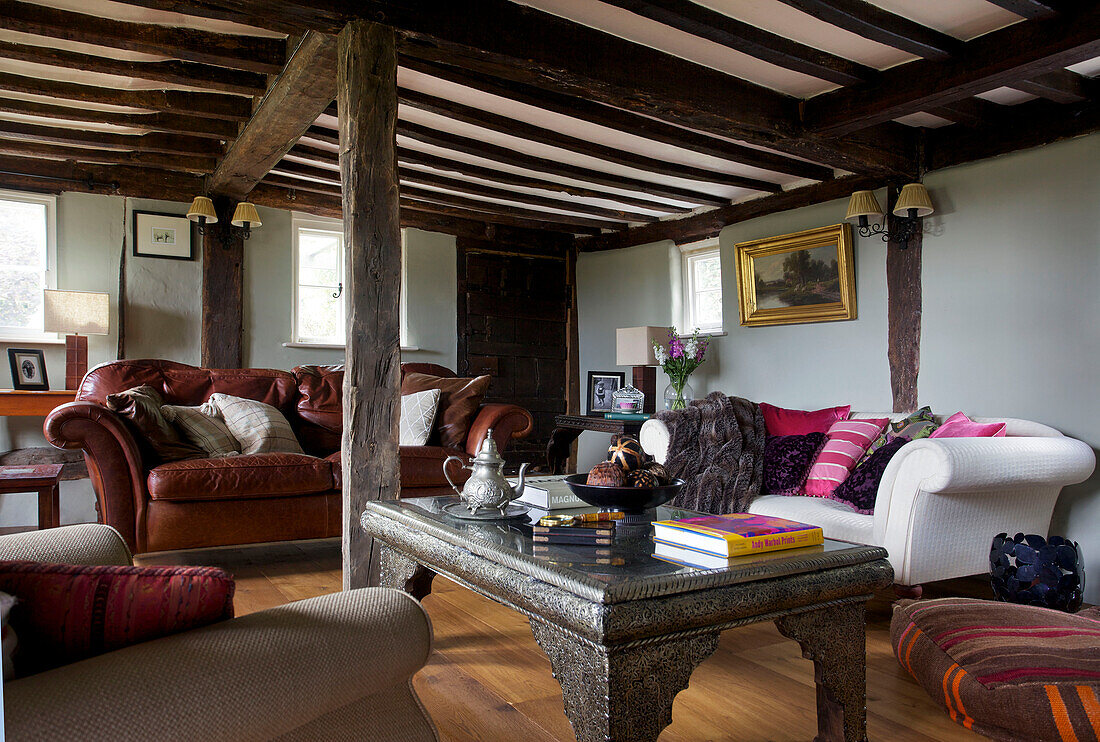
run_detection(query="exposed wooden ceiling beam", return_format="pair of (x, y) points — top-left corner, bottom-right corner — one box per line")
(576, 174), (880, 251)
(0, 153), (201, 201)
(401, 197), (599, 234)
(392, 120), (730, 207)
(0, 97), (238, 140)
(0, 120), (223, 156)
(774, 0), (959, 59)
(208, 32), (337, 199)
(400, 186), (624, 231)
(0, 0), (285, 75)
(0, 137), (215, 172)
(0, 71), (251, 121)
(599, 0), (872, 85)
(398, 57), (835, 181)
(980, 0), (1061, 19)
(290, 142), (694, 213)
(1010, 69), (1095, 104)
(0, 40), (267, 97)
(927, 99), (1100, 171)
(927, 98), (1001, 127)
(273, 157), (662, 222)
(397, 88), (784, 193)
(804, 4), (1100, 135)
(104, 0), (912, 174)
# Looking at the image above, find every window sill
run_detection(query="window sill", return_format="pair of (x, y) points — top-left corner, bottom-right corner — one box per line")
(282, 342), (421, 352)
(678, 330), (726, 339)
(0, 336), (65, 345)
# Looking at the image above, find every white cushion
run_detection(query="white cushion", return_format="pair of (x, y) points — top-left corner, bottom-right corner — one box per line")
(748, 495), (874, 545)
(400, 389), (441, 446)
(206, 393), (304, 456)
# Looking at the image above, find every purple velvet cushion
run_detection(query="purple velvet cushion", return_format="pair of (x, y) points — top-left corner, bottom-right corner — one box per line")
(762, 432), (827, 496)
(831, 437), (909, 514)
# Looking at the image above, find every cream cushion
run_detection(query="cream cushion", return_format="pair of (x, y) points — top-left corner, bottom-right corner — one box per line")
(206, 393), (304, 456)
(162, 403), (240, 457)
(400, 389), (441, 446)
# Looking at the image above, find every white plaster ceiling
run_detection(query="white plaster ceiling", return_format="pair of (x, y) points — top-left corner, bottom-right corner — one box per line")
(23, 0), (284, 37)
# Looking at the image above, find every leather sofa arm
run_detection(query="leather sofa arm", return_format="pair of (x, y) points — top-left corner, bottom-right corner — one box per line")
(44, 402), (149, 551)
(5, 588), (436, 742)
(465, 403), (534, 457)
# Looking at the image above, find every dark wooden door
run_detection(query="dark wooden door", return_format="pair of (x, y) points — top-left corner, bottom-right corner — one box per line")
(457, 239), (569, 468)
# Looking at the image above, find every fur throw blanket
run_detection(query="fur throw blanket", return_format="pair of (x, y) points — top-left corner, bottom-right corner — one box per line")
(656, 392), (767, 514)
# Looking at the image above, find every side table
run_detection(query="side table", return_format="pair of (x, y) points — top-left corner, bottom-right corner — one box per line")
(0, 464), (64, 530)
(546, 414), (645, 474)
(0, 390), (77, 417)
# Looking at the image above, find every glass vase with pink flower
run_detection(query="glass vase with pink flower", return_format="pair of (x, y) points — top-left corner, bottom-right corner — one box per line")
(652, 327), (709, 410)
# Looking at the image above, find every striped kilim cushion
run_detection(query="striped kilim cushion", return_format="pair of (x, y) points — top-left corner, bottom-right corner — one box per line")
(892, 598), (1100, 742)
(803, 418), (888, 497)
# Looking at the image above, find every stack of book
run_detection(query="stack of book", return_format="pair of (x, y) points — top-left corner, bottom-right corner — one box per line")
(604, 412), (651, 421)
(533, 519), (614, 546)
(512, 474), (587, 511)
(651, 513), (823, 569)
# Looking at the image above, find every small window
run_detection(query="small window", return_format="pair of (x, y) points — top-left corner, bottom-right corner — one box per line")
(291, 216), (407, 346)
(0, 190), (57, 341)
(681, 241), (723, 333)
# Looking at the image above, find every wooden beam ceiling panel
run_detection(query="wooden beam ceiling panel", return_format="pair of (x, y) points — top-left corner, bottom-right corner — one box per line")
(401, 197), (599, 234)
(398, 88), (784, 193)
(774, 0), (959, 60)
(0, 120), (224, 156)
(0, 98), (239, 140)
(1010, 69), (1095, 104)
(208, 31), (337, 199)
(291, 142), (694, 213)
(0, 40), (268, 96)
(104, 0), (913, 174)
(805, 5), (1100, 136)
(927, 98), (1001, 127)
(0, 138), (215, 172)
(400, 185), (625, 231)
(399, 57), (835, 182)
(980, 0), (1061, 19)
(576, 174), (881, 251)
(0, 71), (251, 121)
(0, 0), (285, 74)
(0, 153), (202, 201)
(598, 0), (873, 85)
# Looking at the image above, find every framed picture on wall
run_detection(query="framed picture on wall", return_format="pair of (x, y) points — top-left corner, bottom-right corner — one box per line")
(734, 223), (856, 327)
(586, 371), (625, 415)
(8, 348), (49, 391)
(133, 210), (195, 260)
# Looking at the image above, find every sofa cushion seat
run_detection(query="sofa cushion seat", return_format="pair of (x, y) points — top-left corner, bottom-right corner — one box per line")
(147, 454), (335, 501)
(747, 494), (873, 545)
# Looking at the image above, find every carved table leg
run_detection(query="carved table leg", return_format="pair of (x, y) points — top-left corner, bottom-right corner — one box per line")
(378, 544), (436, 600)
(530, 617), (719, 742)
(546, 427), (583, 475)
(775, 602), (870, 742)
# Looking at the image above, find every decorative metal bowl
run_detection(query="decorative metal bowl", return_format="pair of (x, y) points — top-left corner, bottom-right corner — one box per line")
(990, 532), (1085, 613)
(564, 474), (685, 515)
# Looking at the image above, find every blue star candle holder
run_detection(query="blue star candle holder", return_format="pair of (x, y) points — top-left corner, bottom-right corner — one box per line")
(990, 532), (1084, 613)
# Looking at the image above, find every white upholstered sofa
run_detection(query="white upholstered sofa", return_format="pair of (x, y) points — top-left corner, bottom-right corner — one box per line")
(641, 413), (1096, 592)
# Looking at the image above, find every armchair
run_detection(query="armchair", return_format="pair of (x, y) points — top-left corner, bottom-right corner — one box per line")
(1, 525), (439, 742)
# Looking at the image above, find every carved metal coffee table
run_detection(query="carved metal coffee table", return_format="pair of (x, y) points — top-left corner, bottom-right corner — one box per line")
(362, 497), (893, 742)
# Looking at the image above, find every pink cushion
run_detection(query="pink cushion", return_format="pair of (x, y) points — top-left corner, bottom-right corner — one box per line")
(928, 411), (1006, 439)
(760, 403), (851, 436)
(804, 418), (889, 497)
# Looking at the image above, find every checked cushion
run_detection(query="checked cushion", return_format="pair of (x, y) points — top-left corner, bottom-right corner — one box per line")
(892, 598), (1100, 742)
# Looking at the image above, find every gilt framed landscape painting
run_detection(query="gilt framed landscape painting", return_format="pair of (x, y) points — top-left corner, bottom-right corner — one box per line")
(735, 223), (856, 327)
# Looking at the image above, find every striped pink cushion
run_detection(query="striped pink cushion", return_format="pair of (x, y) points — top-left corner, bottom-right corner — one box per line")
(803, 418), (888, 497)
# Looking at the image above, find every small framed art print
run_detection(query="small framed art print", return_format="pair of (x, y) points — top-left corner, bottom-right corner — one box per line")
(8, 348), (48, 391)
(133, 210), (195, 260)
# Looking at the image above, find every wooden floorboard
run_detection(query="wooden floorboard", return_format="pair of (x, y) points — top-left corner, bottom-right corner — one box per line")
(138, 539), (986, 741)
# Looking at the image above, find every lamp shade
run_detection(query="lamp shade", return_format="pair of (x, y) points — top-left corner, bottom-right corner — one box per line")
(43, 289), (110, 335)
(845, 190), (883, 221)
(231, 202), (262, 228)
(186, 196), (218, 224)
(616, 326), (664, 366)
(893, 183), (934, 217)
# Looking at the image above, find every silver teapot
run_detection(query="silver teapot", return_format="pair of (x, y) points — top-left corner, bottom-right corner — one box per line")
(444, 429), (529, 515)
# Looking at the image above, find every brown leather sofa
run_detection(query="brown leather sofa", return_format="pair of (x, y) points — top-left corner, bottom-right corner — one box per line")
(44, 359), (533, 554)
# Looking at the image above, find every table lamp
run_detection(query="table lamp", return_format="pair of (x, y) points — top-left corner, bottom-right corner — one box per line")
(43, 289), (110, 390)
(615, 326), (664, 414)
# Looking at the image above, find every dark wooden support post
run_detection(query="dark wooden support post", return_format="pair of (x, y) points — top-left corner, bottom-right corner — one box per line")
(337, 20), (400, 590)
(200, 196), (243, 368)
(564, 243), (581, 471)
(886, 185), (923, 413)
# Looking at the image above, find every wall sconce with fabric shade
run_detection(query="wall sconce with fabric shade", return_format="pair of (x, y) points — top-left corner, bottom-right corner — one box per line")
(187, 196), (261, 248)
(43, 289), (110, 390)
(845, 184), (934, 249)
(615, 326), (665, 414)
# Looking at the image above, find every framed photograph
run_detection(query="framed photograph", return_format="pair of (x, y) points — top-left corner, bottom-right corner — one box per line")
(735, 223), (856, 327)
(8, 348), (48, 391)
(132, 210), (195, 260)
(586, 371), (625, 415)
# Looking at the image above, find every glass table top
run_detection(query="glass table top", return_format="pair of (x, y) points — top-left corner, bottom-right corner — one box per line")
(367, 496), (885, 603)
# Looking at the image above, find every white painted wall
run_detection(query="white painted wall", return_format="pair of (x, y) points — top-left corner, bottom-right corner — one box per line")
(577, 133), (1100, 598)
(0, 195), (458, 529)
